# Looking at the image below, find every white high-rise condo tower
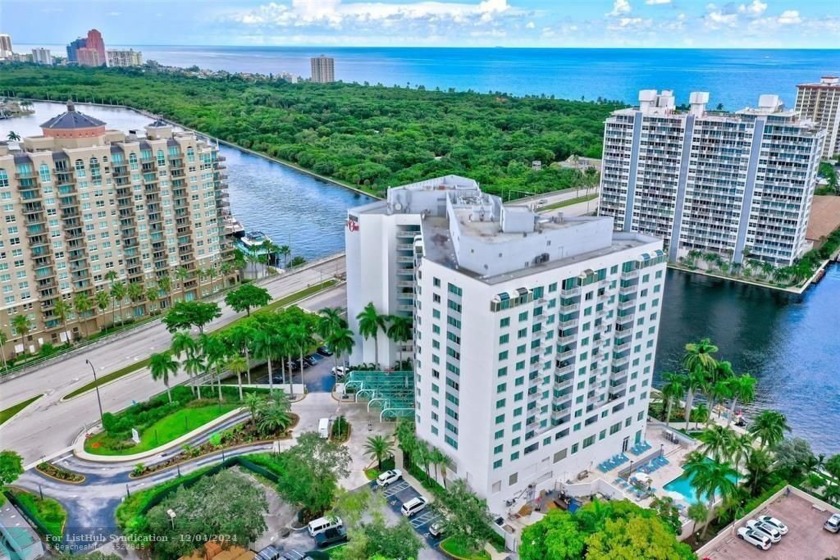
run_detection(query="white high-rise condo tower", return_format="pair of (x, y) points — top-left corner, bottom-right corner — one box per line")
(346, 176), (667, 513)
(599, 90), (825, 266)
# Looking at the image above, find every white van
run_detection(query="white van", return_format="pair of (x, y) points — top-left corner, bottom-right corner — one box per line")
(318, 418), (330, 439)
(401, 496), (428, 517)
(307, 515), (343, 537)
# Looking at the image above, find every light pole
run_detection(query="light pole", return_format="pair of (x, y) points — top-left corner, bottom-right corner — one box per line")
(85, 359), (104, 425)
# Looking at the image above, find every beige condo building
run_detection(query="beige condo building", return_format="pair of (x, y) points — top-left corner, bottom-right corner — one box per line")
(796, 76), (840, 159)
(310, 56), (335, 83)
(0, 103), (234, 356)
(107, 49), (143, 68)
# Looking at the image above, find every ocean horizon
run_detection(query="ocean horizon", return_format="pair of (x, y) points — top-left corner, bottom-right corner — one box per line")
(16, 45), (840, 109)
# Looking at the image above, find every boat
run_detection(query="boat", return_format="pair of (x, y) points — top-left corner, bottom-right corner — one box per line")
(235, 231), (278, 266)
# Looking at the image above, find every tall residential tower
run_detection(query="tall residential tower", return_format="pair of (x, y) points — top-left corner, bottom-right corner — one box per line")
(346, 176), (667, 513)
(0, 104), (234, 356)
(796, 76), (840, 158)
(599, 90), (824, 266)
(310, 56), (335, 83)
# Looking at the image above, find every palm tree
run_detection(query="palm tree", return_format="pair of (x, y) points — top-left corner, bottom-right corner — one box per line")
(744, 447), (775, 497)
(0, 329), (8, 369)
(327, 326), (355, 375)
(317, 307), (347, 341)
(12, 314), (31, 354)
(149, 351), (179, 403)
(287, 322), (314, 396)
(146, 287), (159, 314)
(157, 275), (172, 309)
(683, 451), (738, 537)
(172, 331), (199, 396)
(728, 433), (753, 481)
(252, 328), (278, 394)
(683, 367), (708, 426)
(72, 293), (92, 337)
(6, 131), (21, 142)
(725, 374), (757, 426)
(428, 447), (449, 485)
(394, 418), (418, 467)
(413, 439), (432, 478)
(127, 282), (145, 318)
(277, 245), (291, 268)
(53, 299), (73, 345)
(660, 371), (686, 427)
(687, 502), (709, 536)
(683, 338), (719, 374)
(227, 355), (247, 401)
(707, 360), (734, 421)
(364, 435), (394, 470)
(182, 351), (206, 400)
(175, 266), (191, 301)
(356, 302), (388, 368)
(95, 290), (110, 324)
(386, 315), (413, 366)
(244, 392), (265, 423)
(110, 281), (127, 325)
(201, 334), (229, 402)
(257, 403), (292, 437)
(749, 410), (790, 449)
(697, 425), (737, 463)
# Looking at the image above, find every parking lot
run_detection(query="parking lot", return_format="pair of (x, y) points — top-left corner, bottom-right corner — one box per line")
(699, 490), (840, 560)
(245, 352), (337, 393)
(370, 478), (447, 556)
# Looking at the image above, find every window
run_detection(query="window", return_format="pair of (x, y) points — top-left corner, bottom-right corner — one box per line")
(433, 277), (441, 287)
(500, 317), (510, 328)
(39, 163), (51, 183)
(499, 334), (509, 344)
(498, 350), (509, 361)
(519, 311), (528, 321)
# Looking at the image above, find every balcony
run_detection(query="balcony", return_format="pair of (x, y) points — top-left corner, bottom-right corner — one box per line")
(560, 286), (581, 296)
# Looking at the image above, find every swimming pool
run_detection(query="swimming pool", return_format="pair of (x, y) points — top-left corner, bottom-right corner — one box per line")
(663, 468), (738, 505)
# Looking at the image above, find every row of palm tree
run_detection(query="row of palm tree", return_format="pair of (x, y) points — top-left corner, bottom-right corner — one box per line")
(394, 418), (453, 488)
(660, 338), (757, 429)
(150, 304), (358, 402)
(683, 409), (792, 537)
(356, 302), (413, 368)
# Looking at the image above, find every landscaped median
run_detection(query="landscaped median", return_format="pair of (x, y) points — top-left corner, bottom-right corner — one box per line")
(0, 394), (43, 425)
(61, 279), (340, 401)
(439, 537), (491, 560)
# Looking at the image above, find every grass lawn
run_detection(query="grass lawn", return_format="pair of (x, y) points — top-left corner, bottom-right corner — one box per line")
(84, 403), (240, 455)
(262, 279), (337, 313)
(439, 537), (491, 560)
(10, 489), (67, 539)
(0, 394), (43, 425)
(538, 193), (598, 212)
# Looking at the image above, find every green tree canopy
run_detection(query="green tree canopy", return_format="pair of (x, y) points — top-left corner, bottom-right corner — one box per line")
(162, 301), (222, 334)
(224, 284), (271, 316)
(0, 450), (24, 486)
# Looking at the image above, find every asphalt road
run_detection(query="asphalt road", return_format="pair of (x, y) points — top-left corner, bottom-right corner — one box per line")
(0, 256), (346, 466)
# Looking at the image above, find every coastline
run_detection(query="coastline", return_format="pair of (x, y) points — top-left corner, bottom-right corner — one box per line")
(21, 98), (384, 202)
(666, 260), (832, 296)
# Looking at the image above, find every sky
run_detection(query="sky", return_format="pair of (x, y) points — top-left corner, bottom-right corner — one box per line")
(2, 0), (839, 49)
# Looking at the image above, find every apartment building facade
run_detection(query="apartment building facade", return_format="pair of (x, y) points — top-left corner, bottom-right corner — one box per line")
(796, 76), (840, 158)
(107, 49), (143, 68)
(600, 90), (824, 266)
(346, 176), (667, 513)
(0, 104), (233, 356)
(31, 48), (52, 66)
(310, 56), (335, 84)
(0, 34), (12, 60)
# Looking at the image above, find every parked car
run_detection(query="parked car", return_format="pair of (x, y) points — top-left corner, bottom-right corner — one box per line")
(746, 519), (782, 543)
(376, 469), (403, 488)
(287, 360), (300, 372)
(401, 496), (428, 517)
(737, 527), (772, 550)
(278, 552), (306, 560)
(429, 521), (445, 538)
(332, 366), (348, 378)
(304, 355), (318, 366)
(825, 513), (840, 533)
(758, 515), (789, 535)
(255, 545), (283, 560)
(314, 526), (348, 548)
(317, 346), (333, 356)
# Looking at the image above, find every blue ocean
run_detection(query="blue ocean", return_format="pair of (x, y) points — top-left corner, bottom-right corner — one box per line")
(130, 46), (839, 109)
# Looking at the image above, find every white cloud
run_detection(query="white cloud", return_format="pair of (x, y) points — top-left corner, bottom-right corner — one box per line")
(526, 21), (535, 29)
(233, 0), (520, 28)
(645, 0), (671, 5)
(777, 9), (801, 24)
(607, 0), (632, 17)
(738, 0), (767, 17)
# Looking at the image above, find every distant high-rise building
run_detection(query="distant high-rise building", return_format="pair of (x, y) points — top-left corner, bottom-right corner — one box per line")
(66, 37), (87, 63)
(310, 56), (335, 83)
(31, 48), (52, 65)
(0, 34), (12, 59)
(76, 47), (102, 67)
(107, 49), (143, 67)
(599, 90), (824, 267)
(0, 104), (235, 356)
(796, 76), (840, 158)
(86, 29), (106, 66)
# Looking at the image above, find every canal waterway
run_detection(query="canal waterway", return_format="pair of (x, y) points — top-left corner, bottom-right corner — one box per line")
(3, 103), (839, 452)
